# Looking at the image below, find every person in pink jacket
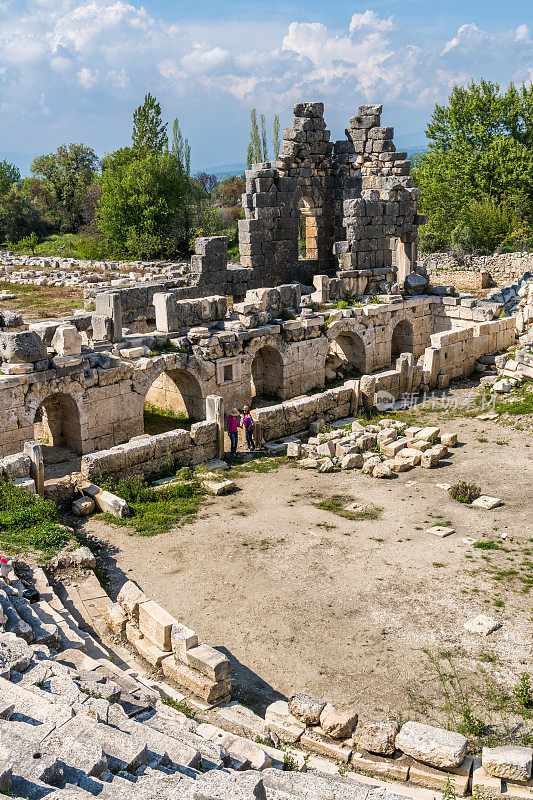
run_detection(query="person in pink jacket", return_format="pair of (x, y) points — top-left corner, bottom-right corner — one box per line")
(227, 408), (241, 456)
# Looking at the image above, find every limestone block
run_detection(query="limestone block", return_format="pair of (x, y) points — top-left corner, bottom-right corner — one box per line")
(426, 525), (455, 537)
(407, 755), (474, 795)
(286, 442), (302, 458)
(0, 330), (47, 363)
(417, 426), (440, 441)
(51, 324), (82, 356)
(72, 496), (95, 516)
(117, 580), (148, 622)
(186, 644), (231, 681)
(351, 749), (409, 781)
(171, 621), (198, 660)
(300, 729), (352, 761)
(265, 700), (305, 743)
(472, 763), (503, 797)
(482, 746), (532, 781)
(463, 615), (501, 636)
(373, 463), (393, 478)
(319, 703), (358, 739)
(138, 599), (176, 651)
(104, 603), (127, 635)
(396, 721), (467, 768)
(288, 693), (326, 725)
(355, 720), (400, 755)
(441, 432), (458, 447)
(341, 453), (363, 470)
(161, 656), (231, 704)
(472, 496), (502, 510)
(81, 483), (129, 518)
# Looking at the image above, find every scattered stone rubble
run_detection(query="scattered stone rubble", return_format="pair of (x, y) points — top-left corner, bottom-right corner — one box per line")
(287, 419), (456, 477)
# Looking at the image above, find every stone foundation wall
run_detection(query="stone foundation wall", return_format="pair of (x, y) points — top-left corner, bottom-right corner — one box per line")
(80, 421), (218, 482)
(431, 270), (491, 290)
(421, 251), (533, 286)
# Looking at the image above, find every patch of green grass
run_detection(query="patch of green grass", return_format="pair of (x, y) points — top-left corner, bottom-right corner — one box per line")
(494, 382), (533, 416)
(315, 495), (382, 521)
(143, 404), (191, 435)
(473, 540), (501, 551)
(0, 480), (71, 557)
(98, 475), (203, 536)
(225, 455), (286, 478)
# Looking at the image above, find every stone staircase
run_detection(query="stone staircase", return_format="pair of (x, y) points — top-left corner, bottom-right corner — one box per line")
(0, 564), (425, 800)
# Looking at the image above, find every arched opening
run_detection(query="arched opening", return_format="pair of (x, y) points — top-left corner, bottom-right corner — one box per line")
(251, 346), (283, 400)
(144, 369), (204, 434)
(298, 196), (318, 260)
(329, 332), (366, 376)
(391, 320), (414, 361)
(34, 393), (82, 454)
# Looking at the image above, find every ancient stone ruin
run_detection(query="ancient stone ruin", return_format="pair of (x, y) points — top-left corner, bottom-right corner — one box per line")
(0, 101), (532, 799)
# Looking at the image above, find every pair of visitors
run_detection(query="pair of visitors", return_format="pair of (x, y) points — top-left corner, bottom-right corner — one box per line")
(226, 407), (255, 455)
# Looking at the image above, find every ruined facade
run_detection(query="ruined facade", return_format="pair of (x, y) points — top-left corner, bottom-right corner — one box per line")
(240, 102), (423, 289)
(0, 101), (520, 475)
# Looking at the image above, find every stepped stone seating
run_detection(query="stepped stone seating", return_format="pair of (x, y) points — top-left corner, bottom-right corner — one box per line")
(0, 564), (426, 800)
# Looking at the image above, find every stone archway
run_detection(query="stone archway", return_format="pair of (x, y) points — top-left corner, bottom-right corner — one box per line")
(329, 331), (366, 375)
(391, 320), (414, 361)
(144, 368), (205, 432)
(33, 393), (82, 454)
(251, 346), (283, 399)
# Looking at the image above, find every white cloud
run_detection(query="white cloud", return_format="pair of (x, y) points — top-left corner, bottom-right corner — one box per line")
(181, 44), (231, 75)
(349, 10), (393, 33)
(0, 1), (531, 161)
(78, 65), (98, 87)
(107, 67), (128, 88)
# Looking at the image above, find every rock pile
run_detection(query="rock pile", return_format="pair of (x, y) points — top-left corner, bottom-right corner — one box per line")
(287, 419), (456, 477)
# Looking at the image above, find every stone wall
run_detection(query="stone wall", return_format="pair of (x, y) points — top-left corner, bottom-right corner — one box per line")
(80, 421), (219, 482)
(431, 270), (491, 290)
(421, 251), (533, 286)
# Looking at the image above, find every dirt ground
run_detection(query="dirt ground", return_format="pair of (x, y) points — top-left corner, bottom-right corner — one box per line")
(82, 396), (533, 742)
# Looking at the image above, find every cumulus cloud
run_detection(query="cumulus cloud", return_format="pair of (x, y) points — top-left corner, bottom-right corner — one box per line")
(0, 1), (531, 160)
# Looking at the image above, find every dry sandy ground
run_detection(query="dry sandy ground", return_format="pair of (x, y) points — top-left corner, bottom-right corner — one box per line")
(84, 411), (532, 735)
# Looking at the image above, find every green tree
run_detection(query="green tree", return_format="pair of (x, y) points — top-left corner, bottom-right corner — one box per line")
(0, 160), (21, 197)
(250, 109), (262, 163)
(97, 150), (186, 258)
(260, 113), (268, 162)
(31, 143), (98, 232)
(132, 93), (168, 154)
(413, 80), (533, 253)
(18, 231), (39, 255)
(273, 115), (280, 160)
(0, 185), (44, 243)
(171, 117), (193, 248)
(246, 110), (281, 166)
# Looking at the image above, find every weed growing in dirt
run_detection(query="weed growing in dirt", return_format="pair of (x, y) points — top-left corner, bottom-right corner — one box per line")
(315, 495), (382, 521)
(160, 695), (197, 718)
(513, 673), (533, 709)
(282, 752), (298, 771)
(449, 481), (481, 504)
(98, 475), (203, 536)
(0, 481), (71, 557)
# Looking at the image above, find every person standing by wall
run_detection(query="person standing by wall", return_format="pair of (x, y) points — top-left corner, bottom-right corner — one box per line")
(227, 408), (241, 456)
(242, 406), (255, 451)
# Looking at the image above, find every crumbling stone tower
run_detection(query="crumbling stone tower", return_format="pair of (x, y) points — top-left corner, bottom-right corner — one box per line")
(240, 102), (424, 288)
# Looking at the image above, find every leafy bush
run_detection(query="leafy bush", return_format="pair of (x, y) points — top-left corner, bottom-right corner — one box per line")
(513, 673), (532, 708)
(0, 481), (69, 556)
(449, 481), (481, 504)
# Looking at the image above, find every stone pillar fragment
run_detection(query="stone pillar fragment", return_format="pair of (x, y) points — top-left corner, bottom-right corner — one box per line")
(95, 292), (122, 342)
(23, 441), (44, 497)
(206, 395), (224, 459)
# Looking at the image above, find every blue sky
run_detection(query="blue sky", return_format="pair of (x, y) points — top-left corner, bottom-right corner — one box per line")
(1, 0), (532, 174)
